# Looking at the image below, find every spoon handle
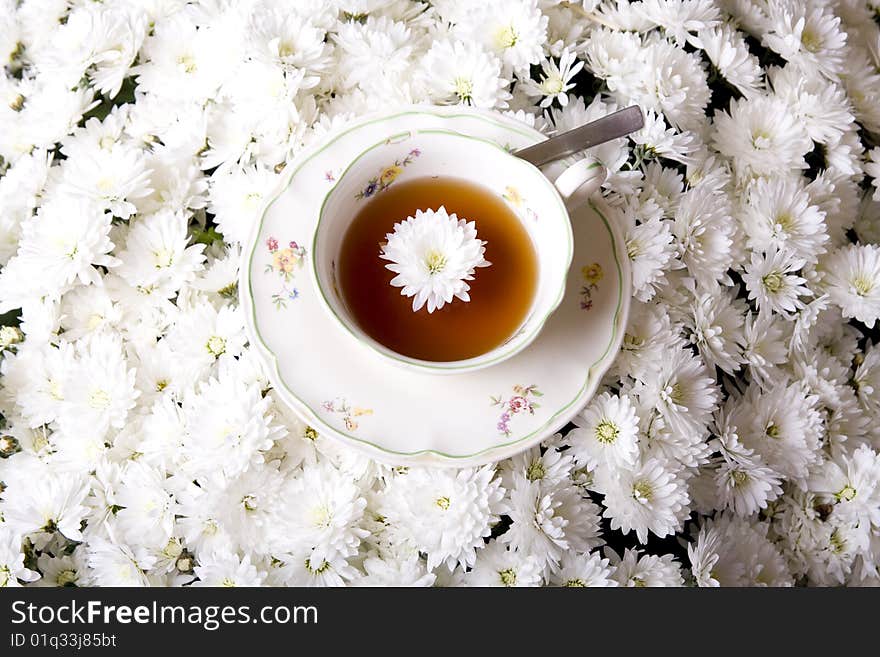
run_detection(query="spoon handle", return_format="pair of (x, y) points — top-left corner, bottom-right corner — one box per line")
(514, 105), (644, 167)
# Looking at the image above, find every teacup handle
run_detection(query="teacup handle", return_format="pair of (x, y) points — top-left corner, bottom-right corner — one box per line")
(552, 159), (607, 213)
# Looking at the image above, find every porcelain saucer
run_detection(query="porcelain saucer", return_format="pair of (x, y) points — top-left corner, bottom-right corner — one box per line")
(240, 106), (631, 467)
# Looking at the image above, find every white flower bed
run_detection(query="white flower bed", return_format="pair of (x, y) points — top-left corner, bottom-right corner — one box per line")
(1, 0), (880, 587)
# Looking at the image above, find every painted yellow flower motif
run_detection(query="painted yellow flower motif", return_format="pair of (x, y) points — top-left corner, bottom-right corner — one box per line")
(273, 247), (300, 273)
(503, 185), (523, 207)
(582, 263), (603, 286)
(380, 165), (402, 185)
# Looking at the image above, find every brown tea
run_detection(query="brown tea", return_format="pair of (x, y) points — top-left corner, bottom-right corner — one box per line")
(337, 176), (539, 362)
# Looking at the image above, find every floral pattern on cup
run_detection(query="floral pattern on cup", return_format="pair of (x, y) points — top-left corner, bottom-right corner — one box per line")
(354, 148), (421, 200)
(322, 397), (373, 432)
(579, 263), (603, 310)
(264, 236), (307, 309)
(502, 185), (539, 221)
(491, 384), (542, 436)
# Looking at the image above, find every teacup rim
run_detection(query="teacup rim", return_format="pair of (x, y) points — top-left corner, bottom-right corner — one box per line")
(310, 126), (575, 373)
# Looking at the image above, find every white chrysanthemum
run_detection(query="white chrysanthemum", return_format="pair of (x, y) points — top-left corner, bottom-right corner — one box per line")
(0, 456), (91, 542)
(637, 0), (721, 46)
(808, 445), (880, 528)
(82, 537), (155, 587)
(549, 551), (617, 587)
(631, 108), (700, 166)
(762, 1), (847, 80)
(332, 16), (416, 96)
(566, 392), (640, 469)
(821, 244), (880, 327)
(270, 550), (358, 587)
(206, 164), (279, 245)
(608, 547), (684, 587)
(634, 348), (719, 438)
(0, 196), (117, 311)
(769, 64), (855, 146)
(137, 145), (209, 216)
(689, 515), (792, 587)
(116, 210), (206, 298)
(711, 419), (783, 515)
(454, 0), (547, 77)
(192, 551), (268, 587)
(56, 333), (139, 442)
(499, 440), (574, 491)
(32, 552), (84, 588)
(377, 466), (504, 571)
(114, 461), (177, 549)
(417, 39), (511, 109)
(465, 541), (543, 587)
(134, 13), (239, 103)
(639, 36), (710, 131)
(673, 184), (734, 288)
(164, 301), (246, 374)
(712, 95), (812, 177)
(612, 301), (684, 381)
(500, 474), (603, 574)
(695, 25), (763, 97)
(181, 374), (282, 480)
(0, 532), (40, 587)
(581, 27), (645, 100)
(353, 553), (435, 587)
(597, 458), (690, 544)
(58, 284), (122, 342)
(246, 6), (330, 85)
(0, 342), (76, 428)
(381, 206), (491, 313)
(625, 212), (676, 302)
(277, 462), (368, 566)
(683, 283), (746, 374)
(60, 141), (152, 219)
(742, 177), (828, 264)
(742, 246), (810, 316)
(520, 47), (583, 108)
(728, 382), (824, 482)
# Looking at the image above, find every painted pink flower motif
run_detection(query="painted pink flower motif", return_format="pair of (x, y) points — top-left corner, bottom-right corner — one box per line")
(264, 236), (307, 309)
(490, 385), (542, 436)
(325, 171), (335, 182)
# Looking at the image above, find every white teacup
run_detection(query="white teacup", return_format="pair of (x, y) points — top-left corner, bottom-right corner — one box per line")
(311, 127), (606, 374)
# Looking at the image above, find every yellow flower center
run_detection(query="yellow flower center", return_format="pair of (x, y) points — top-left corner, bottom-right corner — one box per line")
(453, 76), (473, 102)
(425, 249), (448, 274)
(762, 271), (785, 294)
(526, 460), (546, 481)
(176, 54), (197, 73)
(206, 335), (226, 357)
(595, 419), (619, 445)
(153, 248), (174, 268)
(494, 25), (518, 49)
(88, 389), (110, 410)
(836, 484), (856, 502)
(499, 568), (517, 586)
(632, 480), (653, 502)
(851, 275), (873, 297)
(564, 578), (586, 587)
(435, 496), (451, 510)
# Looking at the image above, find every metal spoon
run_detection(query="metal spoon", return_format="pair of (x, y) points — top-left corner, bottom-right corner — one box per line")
(514, 105), (644, 167)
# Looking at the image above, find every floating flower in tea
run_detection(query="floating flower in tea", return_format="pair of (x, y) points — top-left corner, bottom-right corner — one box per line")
(380, 206), (491, 313)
